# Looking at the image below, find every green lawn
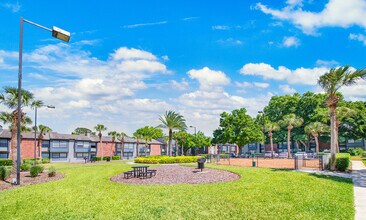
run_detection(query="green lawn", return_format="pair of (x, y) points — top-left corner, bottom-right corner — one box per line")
(0, 162), (354, 220)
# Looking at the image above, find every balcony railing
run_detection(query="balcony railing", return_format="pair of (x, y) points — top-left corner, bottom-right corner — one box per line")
(0, 147), (8, 152)
(50, 147), (69, 153)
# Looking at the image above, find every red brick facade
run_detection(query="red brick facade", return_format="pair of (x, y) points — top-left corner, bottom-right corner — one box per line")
(97, 142), (116, 157)
(150, 144), (161, 156)
(12, 139), (41, 159)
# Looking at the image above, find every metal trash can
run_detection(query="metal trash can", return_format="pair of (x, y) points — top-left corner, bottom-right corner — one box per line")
(252, 161), (256, 167)
(106, 157), (111, 162)
(197, 158), (206, 171)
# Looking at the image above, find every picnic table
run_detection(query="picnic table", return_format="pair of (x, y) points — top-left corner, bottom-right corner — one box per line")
(131, 166), (149, 177)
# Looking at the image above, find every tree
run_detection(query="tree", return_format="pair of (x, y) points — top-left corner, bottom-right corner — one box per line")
(304, 122), (328, 153)
(158, 111), (187, 156)
(35, 125), (52, 159)
(133, 132), (142, 157)
(0, 86), (42, 173)
(264, 122), (280, 156)
(134, 126), (164, 156)
(94, 124), (107, 161)
(318, 66), (366, 170)
(213, 108), (264, 152)
(117, 132), (128, 159)
(279, 114), (303, 158)
(72, 127), (94, 135)
(173, 131), (189, 155)
(108, 131), (118, 155)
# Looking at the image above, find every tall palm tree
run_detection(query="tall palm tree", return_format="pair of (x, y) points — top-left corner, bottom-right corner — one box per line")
(159, 111), (187, 156)
(279, 114), (304, 158)
(0, 87), (42, 172)
(36, 125), (52, 159)
(264, 122), (280, 157)
(318, 66), (366, 170)
(133, 132), (142, 158)
(117, 132), (127, 160)
(94, 124), (107, 161)
(108, 131), (118, 156)
(304, 122), (328, 154)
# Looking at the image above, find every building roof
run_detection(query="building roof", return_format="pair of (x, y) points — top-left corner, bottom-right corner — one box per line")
(0, 129), (164, 145)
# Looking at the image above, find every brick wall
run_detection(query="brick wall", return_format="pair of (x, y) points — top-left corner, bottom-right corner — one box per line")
(150, 144), (161, 156)
(97, 142), (116, 157)
(17, 139), (40, 159)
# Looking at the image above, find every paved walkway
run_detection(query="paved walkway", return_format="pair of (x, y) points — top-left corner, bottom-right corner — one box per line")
(352, 161), (366, 220)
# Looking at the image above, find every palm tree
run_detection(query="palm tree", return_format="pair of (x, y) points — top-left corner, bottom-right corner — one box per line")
(108, 131), (118, 156)
(36, 125), (52, 159)
(0, 87), (42, 172)
(304, 122), (328, 154)
(159, 111), (187, 156)
(279, 114), (304, 158)
(264, 122), (280, 157)
(117, 132), (127, 160)
(318, 66), (366, 169)
(94, 124), (107, 161)
(133, 132), (142, 158)
(335, 107), (355, 152)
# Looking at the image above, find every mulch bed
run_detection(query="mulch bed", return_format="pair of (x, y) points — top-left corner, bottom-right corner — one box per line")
(0, 171), (64, 191)
(110, 164), (240, 185)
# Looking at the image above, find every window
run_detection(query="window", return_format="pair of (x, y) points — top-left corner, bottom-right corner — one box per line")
(230, 146), (236, 152)
(52, 153), (67, 158)
(123, 152), (133, 160)
(42, 153), (49, 158)
(124, 143), (134, 152)
(348, 139), (355, 143)
(116, 143), (122, 150)
(52, 140), (68, 148)
(76, 153), (89, 158)
(0, 153), (8, 158)
(42, 141), (50, 148)
(76, 141), (89, 148)
(0, 139), (8, 148)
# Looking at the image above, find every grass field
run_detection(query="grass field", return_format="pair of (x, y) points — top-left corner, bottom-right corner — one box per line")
(351, 156), (366, 166)
(0, 162), (354, 219)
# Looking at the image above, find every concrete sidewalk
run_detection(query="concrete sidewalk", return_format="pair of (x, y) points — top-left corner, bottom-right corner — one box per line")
(352, 161), (366, 220)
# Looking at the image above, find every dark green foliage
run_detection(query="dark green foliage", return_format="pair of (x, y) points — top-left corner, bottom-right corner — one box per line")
(23, 158), (42, 164)
(341, 148), (365, 156)
(135, 156), (202, 164)
(48, 166), (57, 177)
(20, 163), (30, 171)
(30, 166), (39, 177)
(335, 153), (351, 172)
(111, 156), (120, 160)
(42, 158), (50, 164)
(0, 159), (12, 166)
(102, 156), (111, 160)
(92, 156), (101, 161)
(0, 166), (11, 180)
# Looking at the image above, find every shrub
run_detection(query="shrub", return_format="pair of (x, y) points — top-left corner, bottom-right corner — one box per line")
(20, 163), (30, 171)
(48, 166), (57, 177)
(30, 166), (39, 177)
(134, 156), (203, 164)
(42, 158), (50, 164)
(23, 158), (42, 165)
(102, 156), (111, 161)
(0, 166), (11, 180)
(0, 159), (12, 166)
(362, 151), (366, 158)
(335, 153), (351, 172)
(112, 156), (120, 160)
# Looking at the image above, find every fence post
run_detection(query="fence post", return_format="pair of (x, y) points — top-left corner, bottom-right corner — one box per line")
(294, 156), (298, 170)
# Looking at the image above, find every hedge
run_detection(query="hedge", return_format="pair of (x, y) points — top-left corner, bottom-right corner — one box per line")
(0, 166), (11, 180)
(102, 156), (111, 161)
(92, 156), (101, 161)
(134, 156), (203, 164)
(112, 156), (120, 160)
(0, 159), (12, 166)
(335, 153), (351, 172)
(23, 158), (42, 164)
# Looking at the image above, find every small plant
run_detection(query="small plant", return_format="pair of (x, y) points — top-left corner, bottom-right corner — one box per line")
(48, 167), (57, 177)
(30, 165), (44, 177)
(335, 153), (351, 172)
(102, 156), (111, 161)
(20, 163), (30, 171)
(0, 166), (11, 180)
(0, 159), (12, 166)
(112, 156), (120, 160)
(42, 158), (50, 164)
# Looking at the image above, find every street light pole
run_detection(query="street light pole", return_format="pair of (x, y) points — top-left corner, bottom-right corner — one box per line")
(33, 105), (55, 165)
(189, 126), (196, 155)
(258, 111), (264, 154)
(16, 17), (70, 185)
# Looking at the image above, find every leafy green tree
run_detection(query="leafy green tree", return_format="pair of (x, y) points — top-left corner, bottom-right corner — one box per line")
(213, 108), (263, 152)
(134, 126), (164, 155)
(304, 122), (328, 153)
(264, 122), (280, 155)
(318, 66), (366, 170)
(72, 127), (94, 135)
(342, 101), (366, 140)
(158, 111), (187, 156)
(279, 114), (303, 158)
(94, 124), (107, 161)
(0, 86), (42, 172)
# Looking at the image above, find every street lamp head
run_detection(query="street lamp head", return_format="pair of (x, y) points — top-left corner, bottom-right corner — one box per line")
(46, 105), (55, 109)
(258, 111), (263, 114)
(52, 26), (70, 42)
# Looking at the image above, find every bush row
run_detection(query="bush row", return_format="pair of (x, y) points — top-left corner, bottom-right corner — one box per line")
(0, 166), (11, 180)
(0, 159), (12, 166)
(340, 148), (365, 156)
(23, 158), (50, 164)
(335, 153), (351, 172)
(134, 156), (203, 164)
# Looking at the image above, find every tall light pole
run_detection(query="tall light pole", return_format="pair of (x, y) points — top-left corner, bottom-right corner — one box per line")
(189, 126), (197, 155)
(17, 18), (70, 185)
(258, 111), (265, 154)
(33, 105), (55, 165)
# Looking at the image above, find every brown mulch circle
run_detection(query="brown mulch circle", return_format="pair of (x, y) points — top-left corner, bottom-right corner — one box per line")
(110, 164), (241, 185)
(0, 171), (64, 191)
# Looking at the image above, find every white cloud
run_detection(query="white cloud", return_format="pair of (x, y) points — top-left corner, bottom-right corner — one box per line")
(1, 1), (21, 12)
(217, 38), (243, 46)
(212, 25), (230, 30)
(188, 67), (230, 90)
(123, 21), (167, 28)
(240, 62), (328, 85)
(161, 55), (169, 61)
(112, 47), (157, 60)
(254, 82), (270, 88)
(349, 33), (366, 45)
(283, 36), (300, 47)
(255, 0), (366, 35)
(279, 84), (297, 94)
(170, 79), (189, 91)
(315, 59), (339, 67)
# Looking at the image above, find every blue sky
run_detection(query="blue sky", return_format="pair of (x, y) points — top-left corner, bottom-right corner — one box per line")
(0, 0), (366, 136)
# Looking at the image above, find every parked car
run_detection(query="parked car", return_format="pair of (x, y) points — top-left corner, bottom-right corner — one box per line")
(229, 153), (237, 158)
(264, 151), (278, 158)
(278, 152), (289, 158)
(294, 152), (308, 159)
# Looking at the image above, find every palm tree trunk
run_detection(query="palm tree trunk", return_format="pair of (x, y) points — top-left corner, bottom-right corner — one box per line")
(136, 140), (139, 157)
(335, 124), (340, 153)
(330, 105), (337, 170)
(287, 128), (291, 158)
(99, 137), (103, 161)
(169, 129), (172, 157)
(38, 139), (43, 159)
(121, 137), (124, 160)
(314, 134), (319, 154)
(269, 131), (274, 156)
(11, 111), (18, 174)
